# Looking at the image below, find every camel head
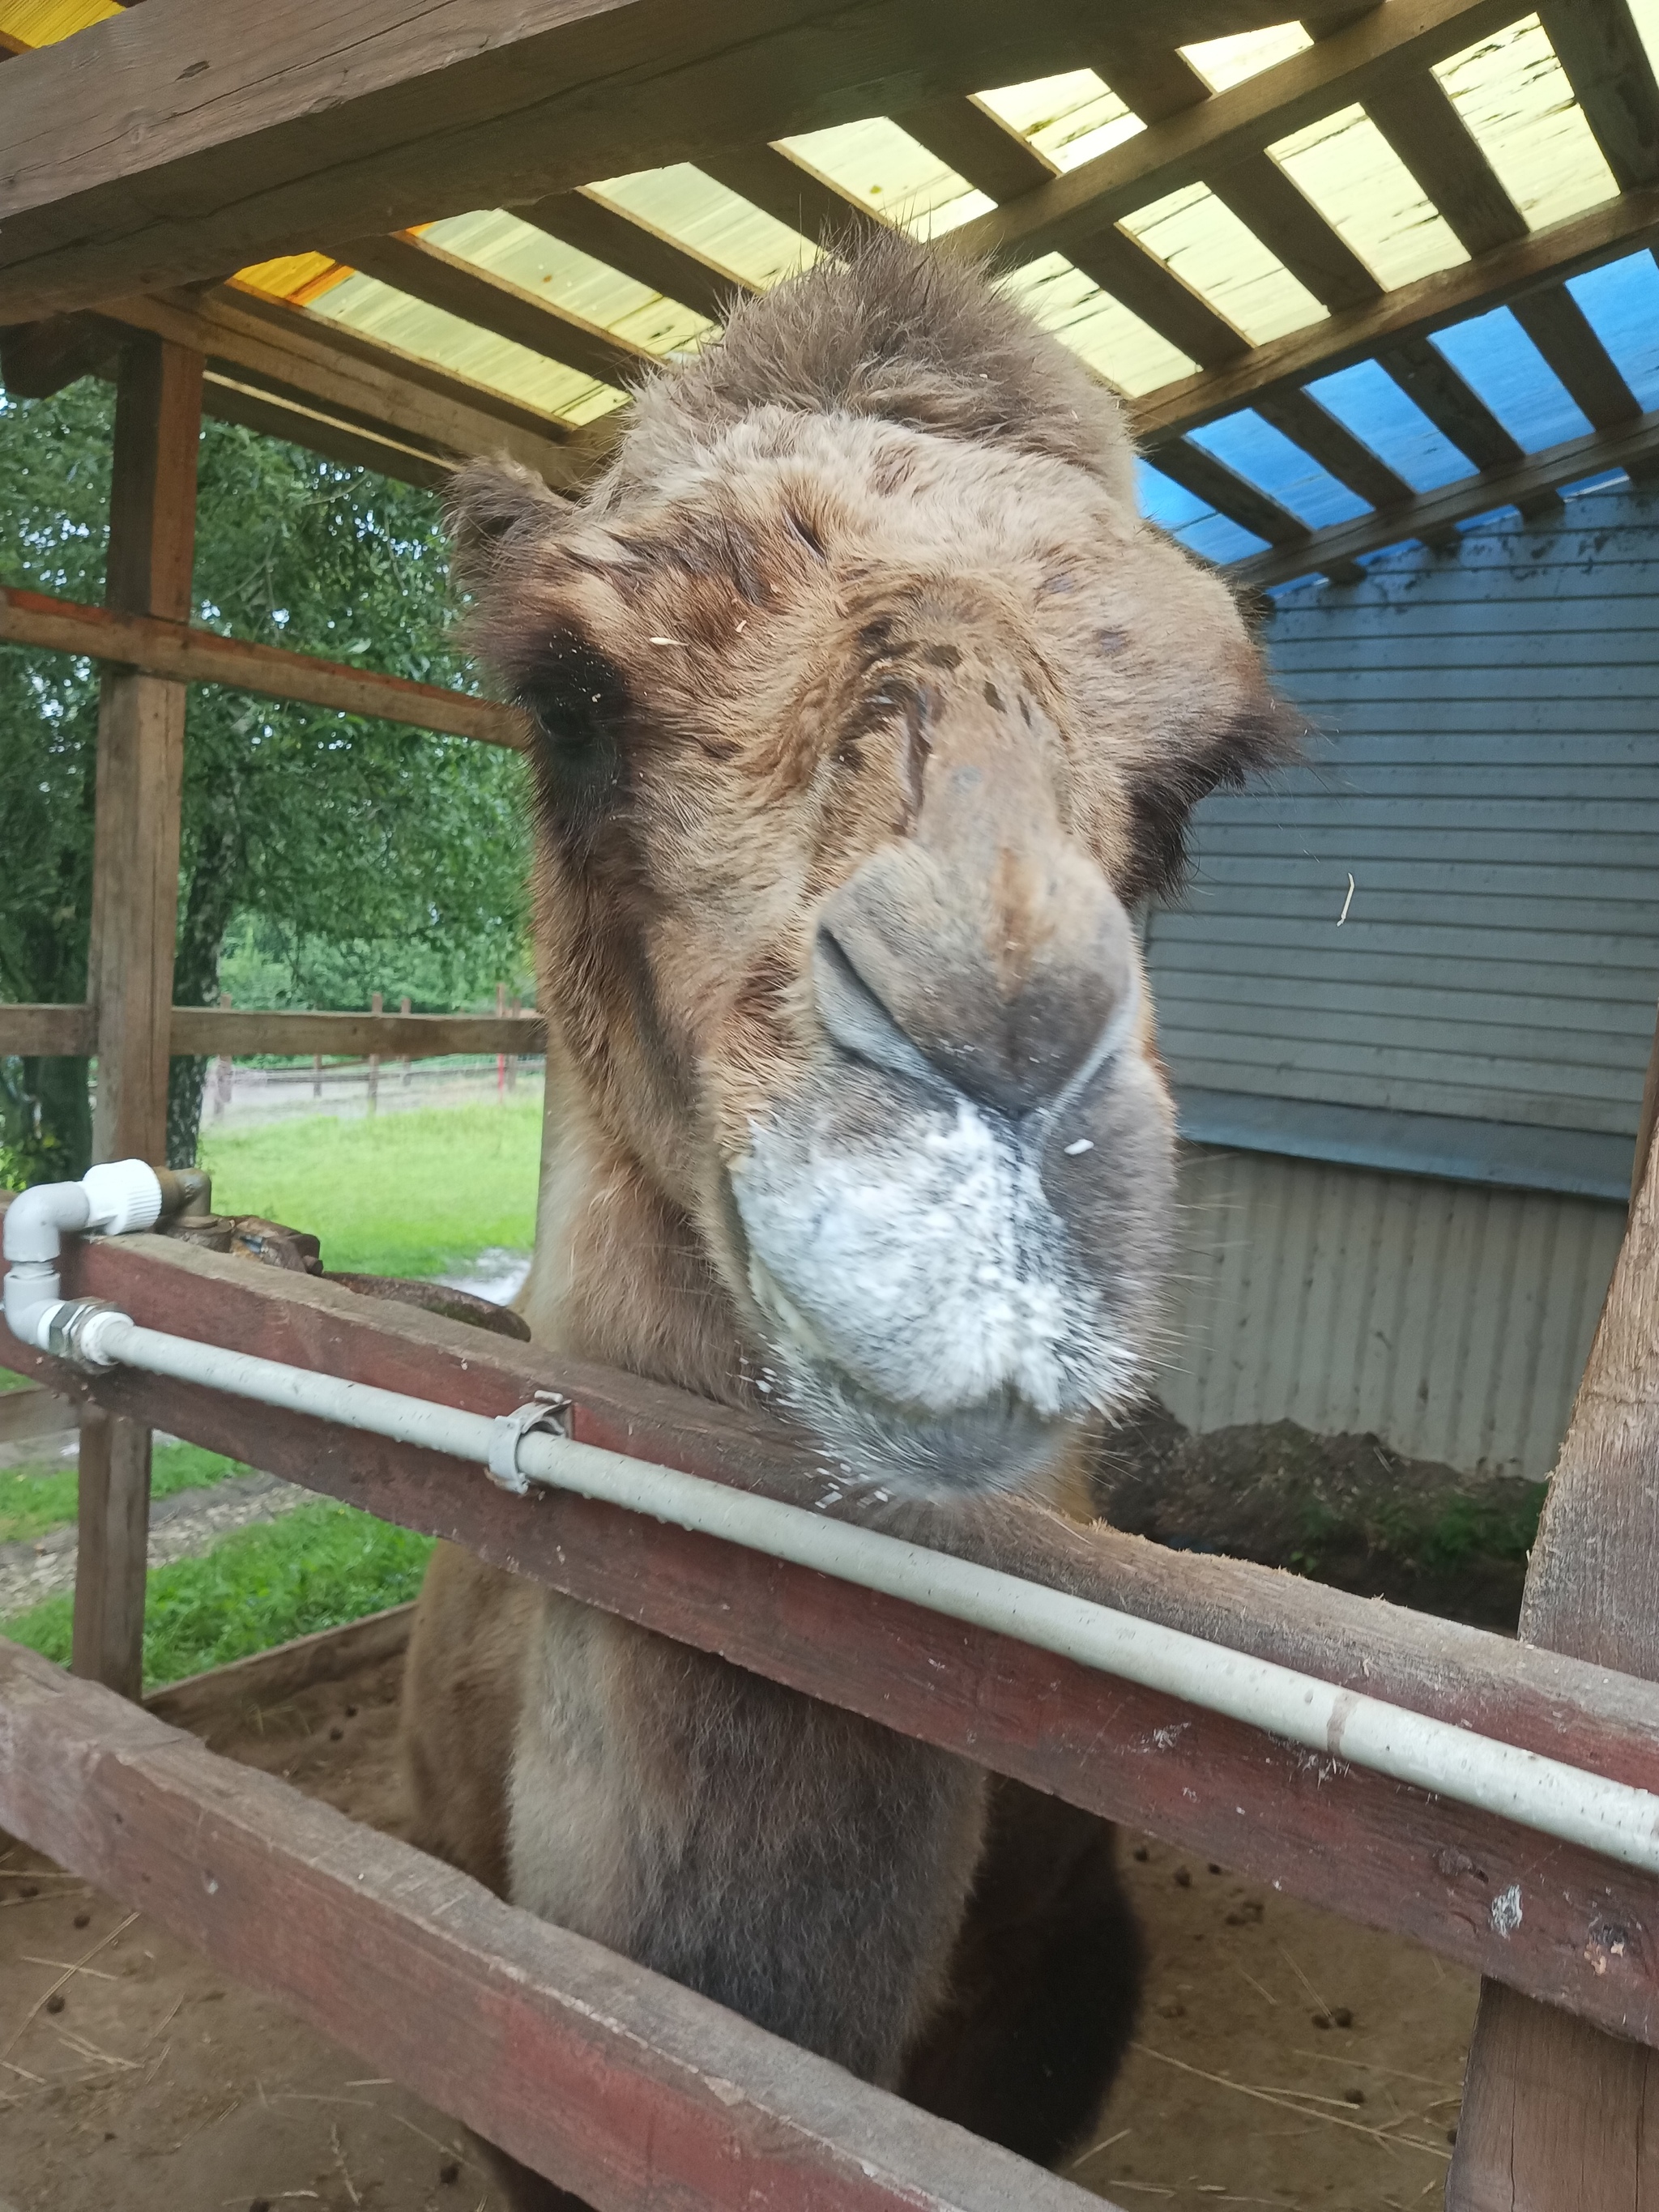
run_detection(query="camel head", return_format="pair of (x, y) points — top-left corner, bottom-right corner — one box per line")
(451, 236), (1291, 1498)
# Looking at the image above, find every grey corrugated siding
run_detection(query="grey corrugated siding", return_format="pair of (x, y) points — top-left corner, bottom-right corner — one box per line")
(1146, 487), (1659, 1152)
(1157, 1149), (1623, 1480)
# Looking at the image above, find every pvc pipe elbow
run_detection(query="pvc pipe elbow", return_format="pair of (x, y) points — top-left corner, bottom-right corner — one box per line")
(2, 1161), (163, 1349)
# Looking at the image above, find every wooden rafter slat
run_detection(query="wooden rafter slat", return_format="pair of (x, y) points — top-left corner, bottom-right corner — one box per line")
(1207, 152), (1384, 311)
(0, 0), (1122, 321)
(698, 144), (888, 248)
(1228, 399), (1659, 589)
(1132, 183), (1659, 442)
(1091, 32), (1384, 312)
(1508, 283), (1642, 429)
(1379, 334), (1525, 468)
(892, 94), (1051, 202)
(1362, 73), (1529, 254)
(892, 96), (1252, 371)
(0, 584), (527, 748)
(343, 230), (653, 390)
(945, 0), (1523, 270)
(1142, 437), (1311, 548)
(1247, 386), (1417, 509)
(516, 189), (756, 326)
(1538, 0), (1659, 190)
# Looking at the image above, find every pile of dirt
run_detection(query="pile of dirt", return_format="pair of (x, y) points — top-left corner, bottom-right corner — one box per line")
(1090, 1403), (1546, 1631)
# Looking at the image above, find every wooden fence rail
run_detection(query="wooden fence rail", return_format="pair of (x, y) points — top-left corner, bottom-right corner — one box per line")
(5, 1201), (1659, 2048)
(0, 1639), (1102, 2212)
(0, 1004), (547, 1059)
(1, 583), (526, 747)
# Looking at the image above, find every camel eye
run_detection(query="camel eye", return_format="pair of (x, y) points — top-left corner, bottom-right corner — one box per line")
(514, 634), (629, 844)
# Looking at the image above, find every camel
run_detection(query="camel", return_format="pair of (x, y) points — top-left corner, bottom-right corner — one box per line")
(401, 232), (1288, 2203)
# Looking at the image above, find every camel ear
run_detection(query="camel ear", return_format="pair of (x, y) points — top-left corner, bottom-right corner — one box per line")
(445, 458), (570, 595)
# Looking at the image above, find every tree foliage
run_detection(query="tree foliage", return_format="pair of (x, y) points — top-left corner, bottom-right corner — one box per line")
(0, 379), (531, 1181)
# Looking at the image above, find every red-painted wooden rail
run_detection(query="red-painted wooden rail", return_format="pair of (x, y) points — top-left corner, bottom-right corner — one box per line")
(0, 1638), (1108, 2212)
(4, 1208), (1659, 2050)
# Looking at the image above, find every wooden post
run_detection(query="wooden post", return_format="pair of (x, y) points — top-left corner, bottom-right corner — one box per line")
(497, 979), (507, 1097)
(313, 1051), (322, 1099)
(1448, 1009), (1659, 2208)
(508, 992), (520, 1093)
(366, 989), (382, 1115)
(212, 987), (232, 1118)
(74, 331), (202, 1703)
(399, 994), (412, 1087)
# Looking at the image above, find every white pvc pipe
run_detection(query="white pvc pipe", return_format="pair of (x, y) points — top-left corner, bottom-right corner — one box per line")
(68, 1307), (1659, 1884)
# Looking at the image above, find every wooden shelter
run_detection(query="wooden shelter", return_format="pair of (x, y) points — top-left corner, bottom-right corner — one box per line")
(5, 1), (1659, 2204)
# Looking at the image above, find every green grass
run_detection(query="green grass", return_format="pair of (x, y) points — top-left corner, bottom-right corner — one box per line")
(0, 1441), (246, 1546)
(199, 1101), (542, 1278)
(2, 1500), (434, 1690)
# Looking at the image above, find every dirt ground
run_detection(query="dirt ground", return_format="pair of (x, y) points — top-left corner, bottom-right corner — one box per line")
(0, 1632), (1475, 2212)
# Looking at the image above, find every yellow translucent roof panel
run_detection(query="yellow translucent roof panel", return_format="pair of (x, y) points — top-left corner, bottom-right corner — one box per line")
(1120, 181), (1325, 346)
(1180, 22), (1311, 92)
(420, 210), (713, 359)
(1434, 15), (1617, 231)
(308, 276), (623, 424)
(999, 255), (1196, 395)
(0, 0), (117, 45)
(232, 253), (354, 309)
(976, 70), (1141, 169)
(591, 166), (820, 290)
(778, 117), (988, 236)
(1270, 104), (1469, 290)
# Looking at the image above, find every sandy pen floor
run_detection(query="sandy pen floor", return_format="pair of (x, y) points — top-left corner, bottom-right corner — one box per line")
(0, 1630), (1476, 2211)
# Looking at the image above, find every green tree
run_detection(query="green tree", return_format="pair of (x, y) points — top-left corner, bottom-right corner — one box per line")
(0, 379), (531, 1182)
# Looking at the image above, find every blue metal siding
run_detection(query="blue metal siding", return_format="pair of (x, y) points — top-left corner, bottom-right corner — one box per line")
(1146, 484), (1659, 1196)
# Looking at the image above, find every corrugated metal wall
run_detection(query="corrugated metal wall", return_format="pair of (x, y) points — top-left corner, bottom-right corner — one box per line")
(1155, 1149), (1624, 1479)
(1144, 489), (1657, 1477)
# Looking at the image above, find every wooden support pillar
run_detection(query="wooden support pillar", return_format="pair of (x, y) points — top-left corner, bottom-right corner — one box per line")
(73, 333), (202, 1703)
(1448, 1010), (1659, 2209)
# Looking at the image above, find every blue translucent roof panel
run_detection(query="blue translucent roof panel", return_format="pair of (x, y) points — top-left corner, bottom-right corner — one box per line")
(1304, 358), (1471, 491)
(1187, 411), (1371, 526)
(1135, 460), (1269, 564)
(1429, 306), (1591, 451)
(1568, 250), (1659, 411)
(1134, 455), (1210, 531)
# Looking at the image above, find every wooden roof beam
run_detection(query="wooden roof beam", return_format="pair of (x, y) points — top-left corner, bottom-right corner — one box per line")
(945, 0), (1527, 271)
(0, 0), (1119, 321)
(98, 284), (586, 493)
(1131, 181), (1659, 442)
(1539, 0), (1659, 191)
(343, 229), (653, 390)
(1363, 73), (1528, 255)
(1227, 400), (1659, 590)
(515, 189), (756, 327)
(1247, 386), (1417, 510)
(1143, 437), (1314, 553)
(1509, 283), (1643, 430)
(697, 143), (888, 247)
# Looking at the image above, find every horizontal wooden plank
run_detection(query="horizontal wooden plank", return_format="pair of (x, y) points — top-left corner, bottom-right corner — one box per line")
(1155, 1022), (1643, 1096)
(168, 1009), (547, 1057)
(1151, 910), (1659, 973)
(0, 0), (1109, 318)
(144, 1603), (415, 1735)
(10, 1215), (1659, 2044)
(0, 585), (526, 746)
(0, 1381), (78, 1447)
(0, 1001), (96, 1055)
(0, 1640), (1095, 2212)
(201, 369), (457, 491)
(1183, 828), (1659, 867)
(1154, 974), (1650, 1049)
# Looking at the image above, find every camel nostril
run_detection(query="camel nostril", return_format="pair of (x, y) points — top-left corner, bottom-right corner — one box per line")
(812, 926), (949, 1096)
